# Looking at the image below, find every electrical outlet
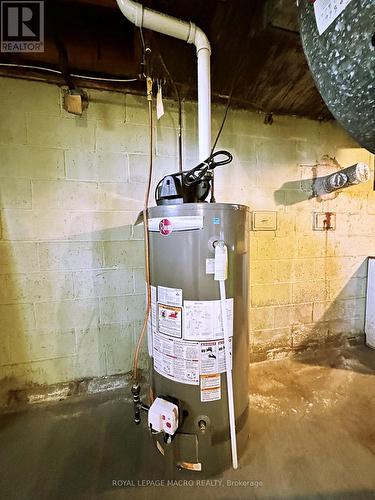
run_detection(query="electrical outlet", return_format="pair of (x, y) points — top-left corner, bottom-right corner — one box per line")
(63, 89), (88, 116)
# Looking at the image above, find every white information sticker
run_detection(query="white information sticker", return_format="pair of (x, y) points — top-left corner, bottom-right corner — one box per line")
(157, 286), (183, 306)
(183, 298), (234, 341)
(200, 374), (221, 402)
(313, 0), (353, 35)
(200, 338), (232, 374)
(158, 303), (182, 338)
(205, 258), (215, 274)
(153, 332), (200, 385)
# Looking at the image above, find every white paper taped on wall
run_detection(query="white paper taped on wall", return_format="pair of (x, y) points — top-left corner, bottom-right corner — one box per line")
(313, 0), (353, 35)
(200, 374), (221, 402)
(183, 298), (234, 341)
(157, 286), (183, 306)
(158, 303), (182, 338)
(153, 332), (200, 385)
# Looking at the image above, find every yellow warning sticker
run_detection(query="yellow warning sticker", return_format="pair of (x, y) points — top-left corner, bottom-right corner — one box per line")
(200, 373), (221, 402)
(158, 303), (182, 338)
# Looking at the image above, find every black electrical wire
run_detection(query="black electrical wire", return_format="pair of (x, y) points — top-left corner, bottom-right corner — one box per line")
(211, 95), (233, 155)
(209, 82), (234, 202)
(183, 150), (233, 187)
(138, 27), (147, 78)
(158, 52), (183, 173)
(209, 58), (246, 202)
(138, 31), (183, 172)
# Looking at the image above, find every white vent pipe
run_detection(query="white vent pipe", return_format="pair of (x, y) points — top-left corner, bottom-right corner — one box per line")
(116, 0), (211, 161)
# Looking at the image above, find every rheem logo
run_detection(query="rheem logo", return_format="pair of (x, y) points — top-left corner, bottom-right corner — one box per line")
(1, 1), (44, 52)
(159, 218), (173, 236)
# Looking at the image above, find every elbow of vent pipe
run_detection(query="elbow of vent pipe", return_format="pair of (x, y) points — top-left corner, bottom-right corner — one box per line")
(188, 23), (211, 54)
(116, 0), (211, 54)
(116, 0), (211, 159)
(116, 0), (143, 27)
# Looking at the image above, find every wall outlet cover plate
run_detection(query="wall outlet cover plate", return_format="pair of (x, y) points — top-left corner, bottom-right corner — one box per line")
(252, 211), (277, 231)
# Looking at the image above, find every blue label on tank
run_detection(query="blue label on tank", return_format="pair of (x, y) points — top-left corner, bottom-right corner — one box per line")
(212, 216), (220, 225)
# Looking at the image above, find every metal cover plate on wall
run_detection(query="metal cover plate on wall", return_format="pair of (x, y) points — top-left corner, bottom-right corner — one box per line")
(252, 211), (277, 231)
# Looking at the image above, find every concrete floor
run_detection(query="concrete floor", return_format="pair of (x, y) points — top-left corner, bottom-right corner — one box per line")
(1, 345), (375, 500)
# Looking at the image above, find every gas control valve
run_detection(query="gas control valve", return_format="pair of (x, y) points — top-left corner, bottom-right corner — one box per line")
(148, 397), (179, 437)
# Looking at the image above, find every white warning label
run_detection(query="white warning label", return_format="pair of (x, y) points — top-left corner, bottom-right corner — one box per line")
(200, 374), (221, 402)
(205, 258), (215, 274)
(158, 303), (182, 338)
(313, 0), (353, 35)
(153, 332), (199, 385)
(200, 338), (232, 375)
(183, 298), (233, 341)
(157, 286), (182, 306)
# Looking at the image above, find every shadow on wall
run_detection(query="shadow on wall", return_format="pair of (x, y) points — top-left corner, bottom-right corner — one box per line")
(0, 214), (147, 410)
(0, 189), (28, 408)
(65, 223), (148, 382)
(250, 241), (374, 371)
(274, 179), (312, 205)
(289, 261), (374, 375)
(290, 260), (371, 373)
(250, 256), (371, 374)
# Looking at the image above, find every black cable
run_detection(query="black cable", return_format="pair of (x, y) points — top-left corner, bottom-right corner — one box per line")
(210, 58), (245, 202)
(183, 150), (233, 187)
(210, 175), (216, 203)
(211, 96), (232, 155)
(138, 27), (146, 78)
(209, 80), (234, 202)
(158, 52), (183, 173)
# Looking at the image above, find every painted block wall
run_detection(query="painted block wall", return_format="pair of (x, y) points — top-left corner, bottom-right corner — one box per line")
(0, 77), (374, 393)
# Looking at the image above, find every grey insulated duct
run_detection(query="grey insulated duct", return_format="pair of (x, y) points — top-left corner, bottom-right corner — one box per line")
(298, 0), (375, 153)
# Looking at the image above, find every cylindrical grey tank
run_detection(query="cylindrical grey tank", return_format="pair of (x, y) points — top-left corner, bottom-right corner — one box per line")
(147, 203), (249, 475)
(298, 0), (375, 153)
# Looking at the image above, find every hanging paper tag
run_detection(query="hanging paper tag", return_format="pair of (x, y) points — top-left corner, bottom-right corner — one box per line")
(156, 83), (164, 120)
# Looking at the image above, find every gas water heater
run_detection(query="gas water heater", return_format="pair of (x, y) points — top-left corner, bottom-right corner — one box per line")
(115, 0), (249, 476)
(134, 155), (250, 475)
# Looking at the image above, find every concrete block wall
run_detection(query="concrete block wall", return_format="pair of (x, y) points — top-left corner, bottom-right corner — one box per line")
(211, 112), (374, 360)
(0, 77), (374, 393)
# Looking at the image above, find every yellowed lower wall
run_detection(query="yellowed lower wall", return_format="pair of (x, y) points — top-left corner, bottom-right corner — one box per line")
(0, 77), (373, 392)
